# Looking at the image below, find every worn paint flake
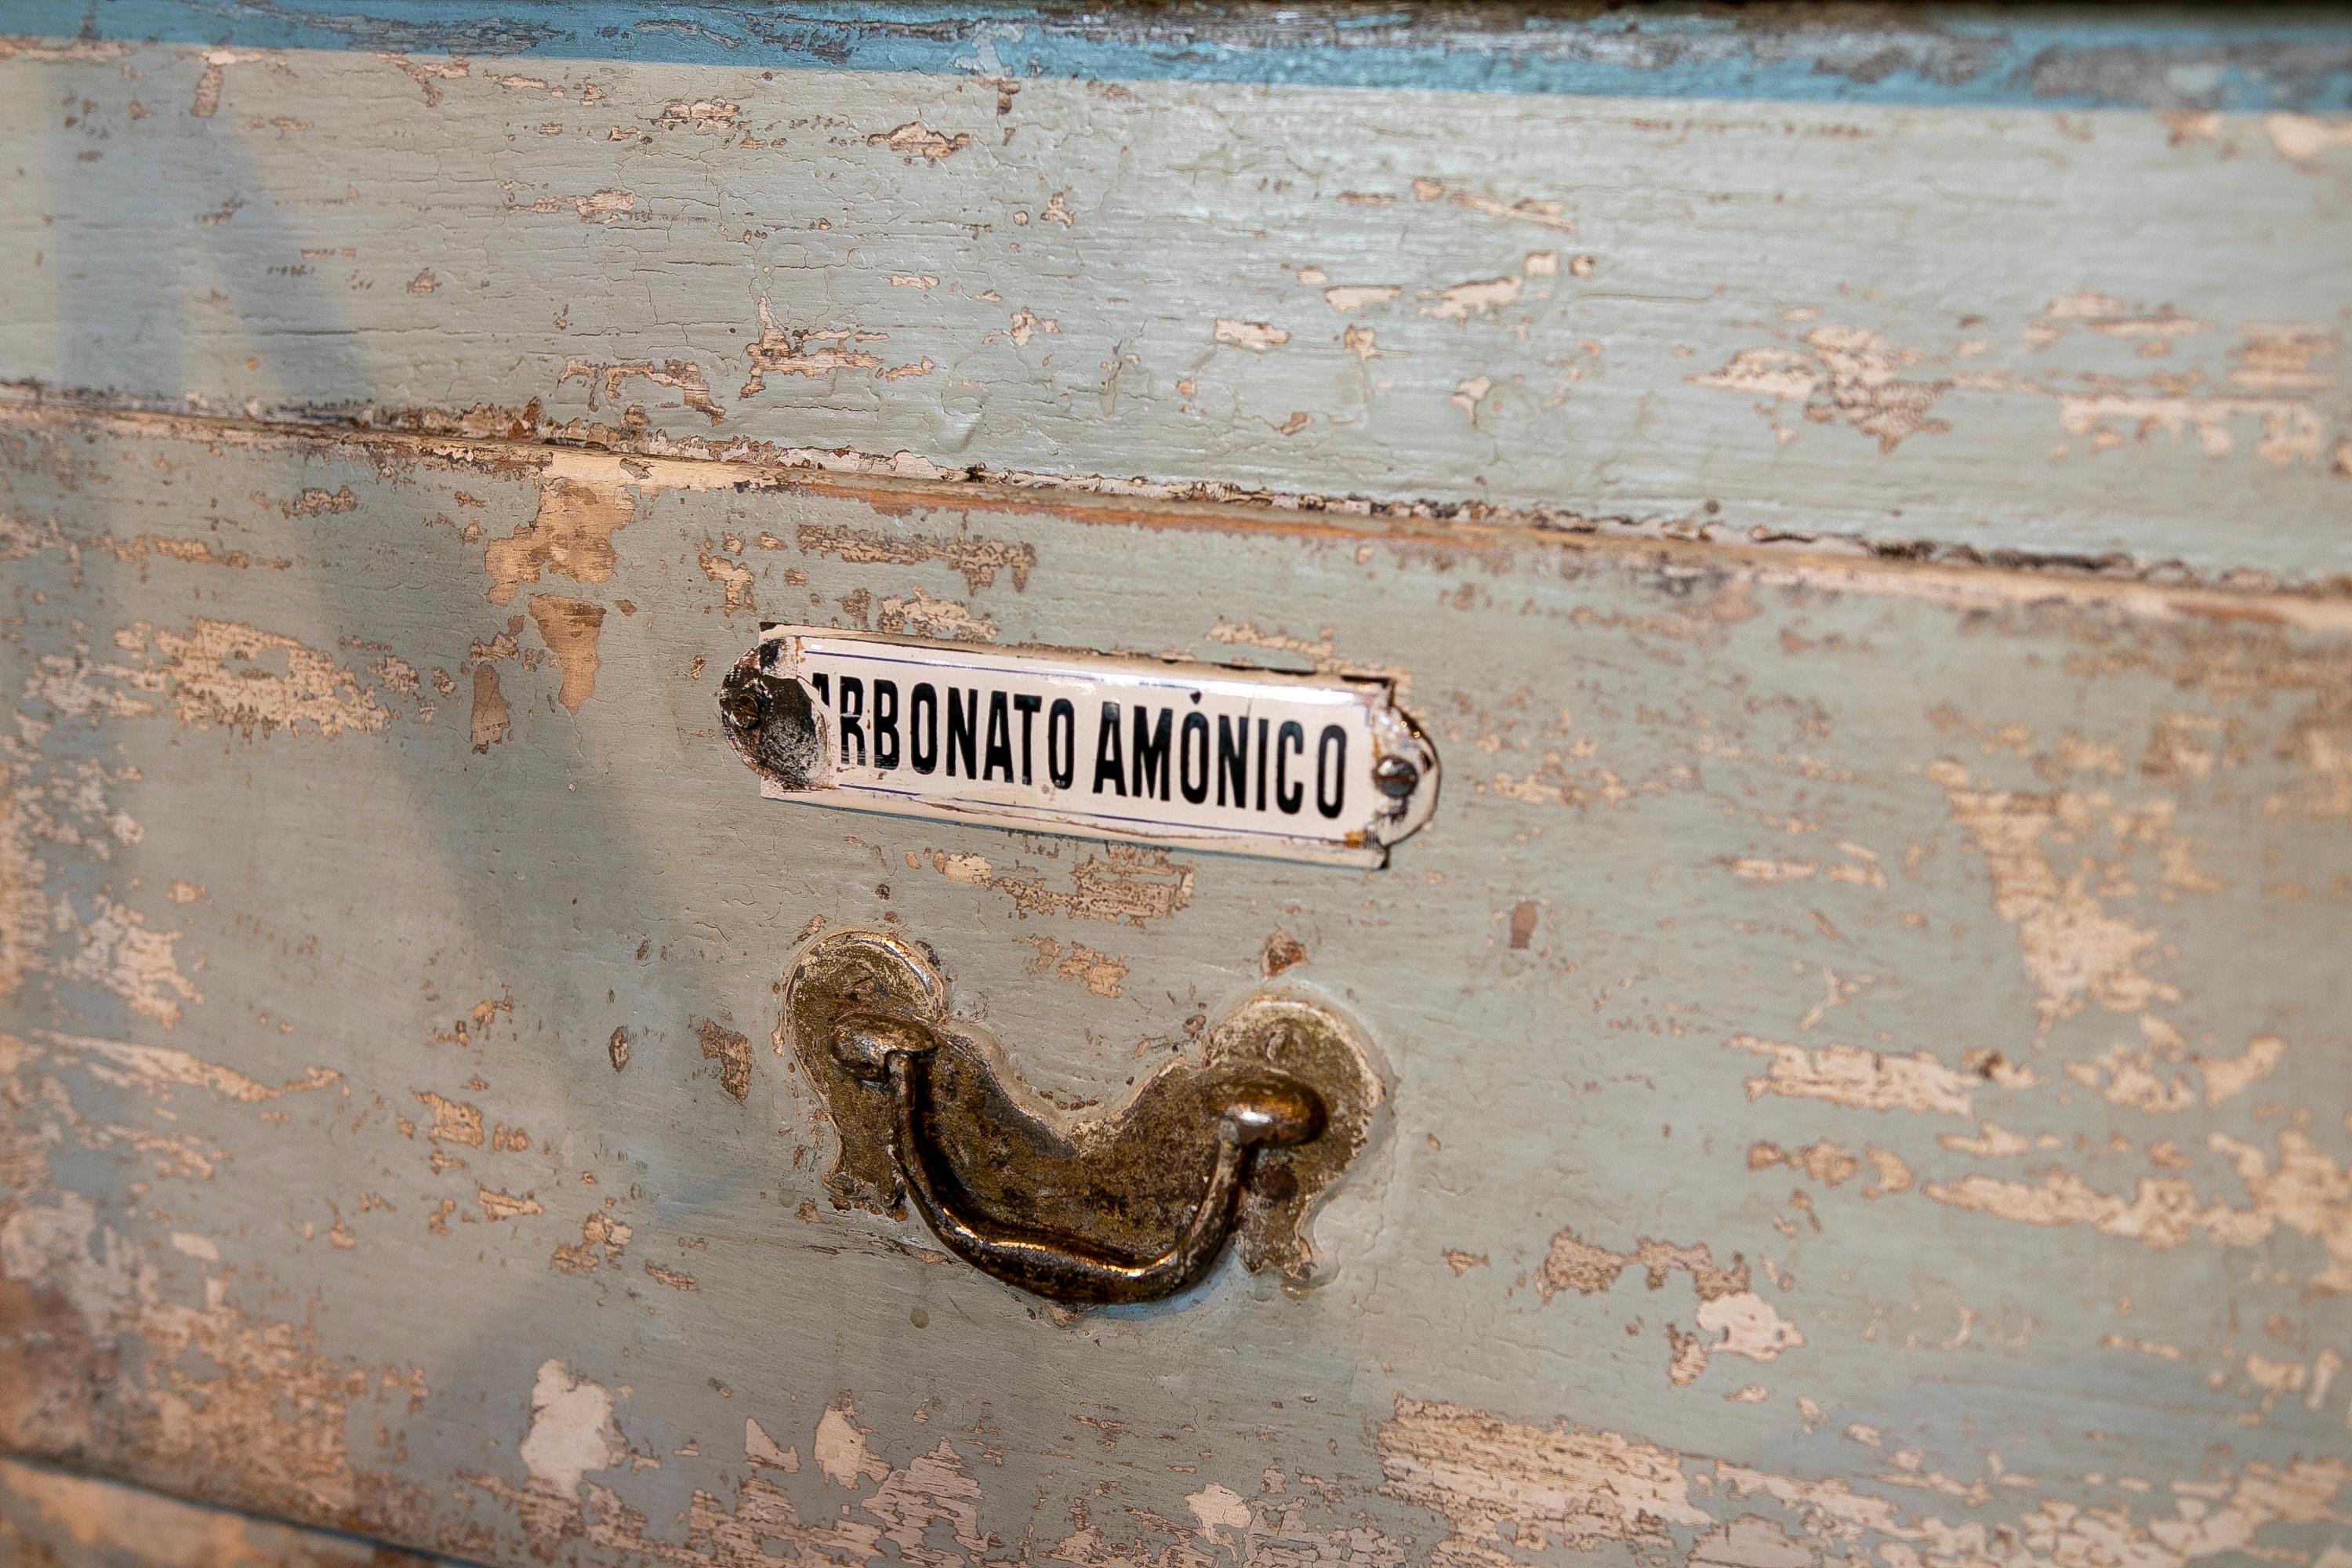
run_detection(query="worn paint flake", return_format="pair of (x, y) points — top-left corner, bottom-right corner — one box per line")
(1726, 1034), (1998, 1118)
(931, 845), (1193, 928)
(485, 479), (637, 605)
(1930, 761), (2177, 1026)
(1377, 1398), (1710, 1563)
(796, 521), (1034, 593)
(1693, 325), (1951, 452)
(558, 358), (724, 425)
(696, 1019), (751, 1102)
(469, 665), (511, 752)
(526, 595), (606, 713)
(32, 1031), (336, 1102)
(137, 620), (394, 739)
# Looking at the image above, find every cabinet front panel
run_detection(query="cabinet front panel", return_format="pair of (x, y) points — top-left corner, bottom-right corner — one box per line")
(3, 404), (2350, 1567)
(4, 12), (2351, 578)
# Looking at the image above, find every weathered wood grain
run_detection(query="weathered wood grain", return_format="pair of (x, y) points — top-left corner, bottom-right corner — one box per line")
(0, 1455), (453, 1566)
(2, 21), (2350, 578)
(16, 2), (2352, 110)
(4, 403), (2350, 1567)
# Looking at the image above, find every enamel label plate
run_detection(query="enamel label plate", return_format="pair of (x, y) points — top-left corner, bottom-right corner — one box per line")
(721, 626), (1440, 866)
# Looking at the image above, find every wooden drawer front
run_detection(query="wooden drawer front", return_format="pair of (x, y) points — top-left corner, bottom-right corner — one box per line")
(4, 8), (2352, 1568)
(4, 404), (2350, 1566)
(2, 15), (2350, 580)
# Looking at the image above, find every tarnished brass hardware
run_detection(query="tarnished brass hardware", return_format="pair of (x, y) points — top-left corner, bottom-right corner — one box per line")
(717, 644), (820, 790)
(835, 1011), (1327, 1303)
(785, 931), (1379, 1306)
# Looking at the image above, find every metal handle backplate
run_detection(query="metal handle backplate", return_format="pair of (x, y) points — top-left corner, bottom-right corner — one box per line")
(784, 931), (1379, 1305)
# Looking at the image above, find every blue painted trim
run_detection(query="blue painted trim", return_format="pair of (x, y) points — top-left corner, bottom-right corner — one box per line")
(10, 1), (2352, 111)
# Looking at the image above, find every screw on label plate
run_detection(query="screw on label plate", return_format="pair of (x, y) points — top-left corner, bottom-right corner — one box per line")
(718, 684), (764, 732)
(718, 655), (821, 790)
(1372, 753), (1421, 800)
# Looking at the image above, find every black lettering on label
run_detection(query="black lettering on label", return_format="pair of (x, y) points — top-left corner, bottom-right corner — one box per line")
(1131, 704), (1173, 802)
(1275, 720), (1305, 815)
(946, 686), (978, 779)
(1256, 717), (1271, 811)
(1013, 693), (1042, 785)
(1047, 698), (1076, 789)
(982, 690), (1014, 782)
(872, 680), (901, 770)
(1092, 702), (1127, 796)
(1316, 724), (1347, 818)
(837, 676), (866, 767)
(910, 683), (939, 775)
(1179, 711), (1210, 804)
(781, 641), (1389, 850)
(1217, 714), (1248, 808)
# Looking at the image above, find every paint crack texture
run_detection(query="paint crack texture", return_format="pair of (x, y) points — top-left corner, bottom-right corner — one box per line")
(3, 37), (2352, 1566)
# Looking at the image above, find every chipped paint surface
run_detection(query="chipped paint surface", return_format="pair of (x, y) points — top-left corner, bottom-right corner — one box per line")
(519, 1359), (625, 1497)
(527, 595), (605, 714)
(1377, 1398), (1711, 1562)
(2, 38), (2351, 579)
(0, 1454), (442, 1566)
(1, 13), (2351, 1555)
(486, 479), (637, 606)
(128, 619), (393, 739)
(3, 401), (2349, 1567)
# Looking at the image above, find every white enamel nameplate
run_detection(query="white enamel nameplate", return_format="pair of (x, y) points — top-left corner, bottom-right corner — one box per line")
(721, 627), (1439, 867)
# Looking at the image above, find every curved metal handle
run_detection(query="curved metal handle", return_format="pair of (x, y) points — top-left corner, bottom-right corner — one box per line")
(834, 1011), (1327, 1305)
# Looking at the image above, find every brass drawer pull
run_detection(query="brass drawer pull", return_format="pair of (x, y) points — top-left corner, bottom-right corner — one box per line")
(786, 931), (1377, 1307)
(834, 1011), (1327, 1305)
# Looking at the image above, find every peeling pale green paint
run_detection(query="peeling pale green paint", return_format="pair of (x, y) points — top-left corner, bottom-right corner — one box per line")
(6, 2), (2352, 109)
(2, 406), (2348, 1567)
(3, 45), (2349, 579)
